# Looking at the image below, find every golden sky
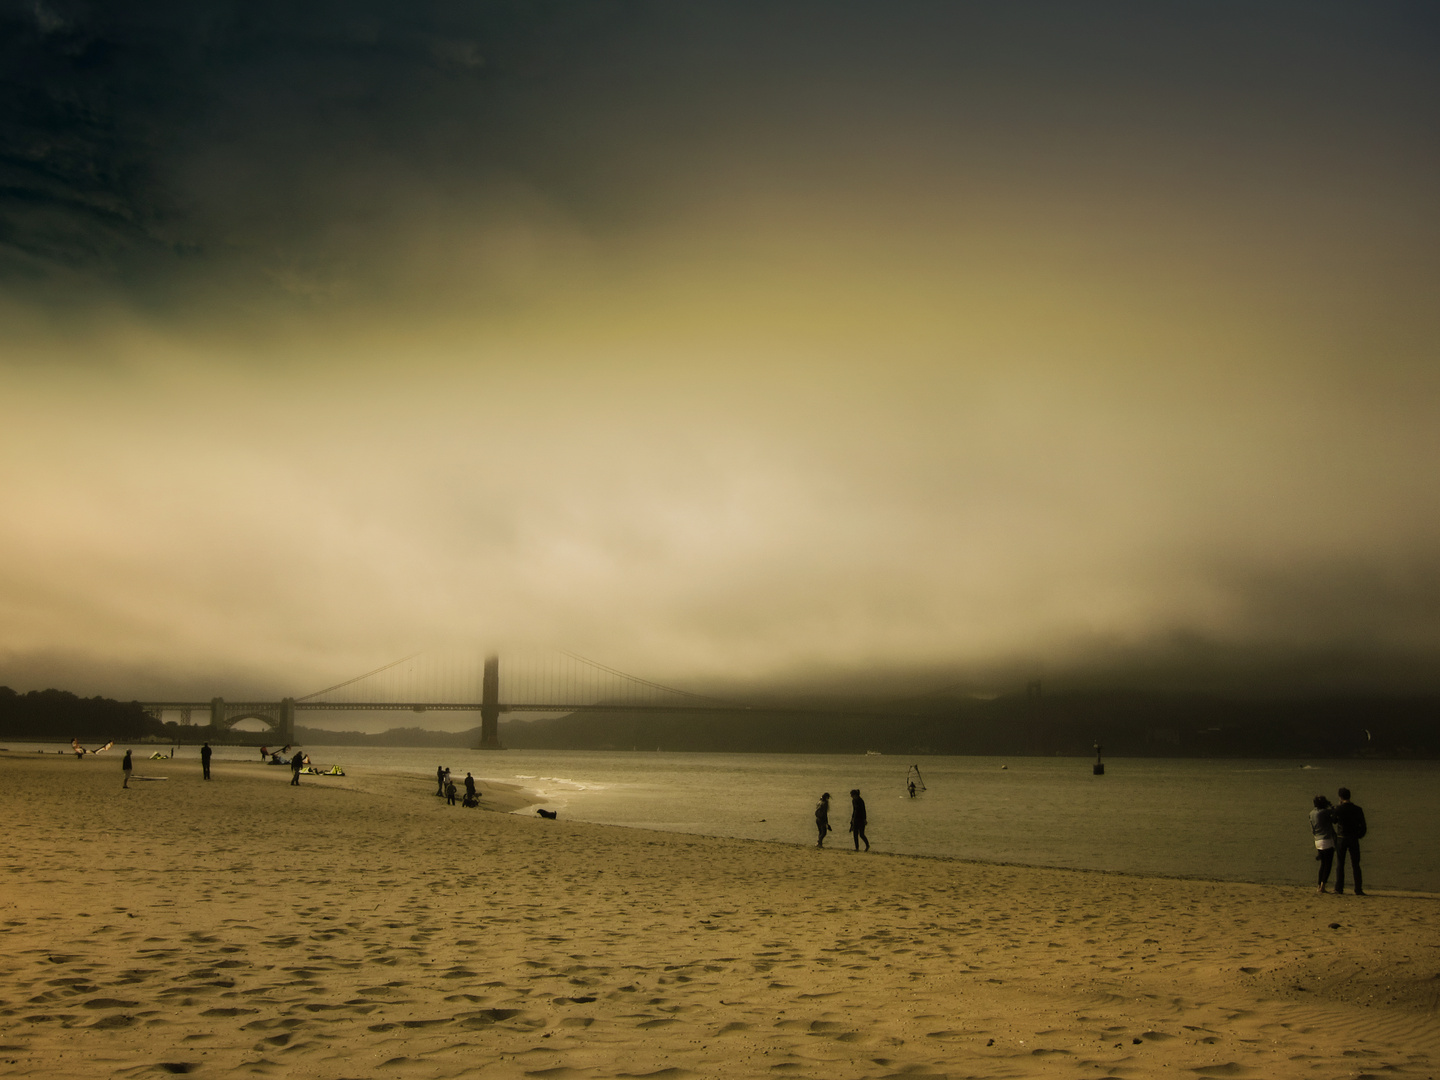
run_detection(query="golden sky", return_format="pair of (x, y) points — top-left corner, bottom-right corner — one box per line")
(2, 3), (1438, 701)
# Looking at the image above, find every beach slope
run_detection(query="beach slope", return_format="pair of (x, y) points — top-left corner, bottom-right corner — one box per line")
(1, 753), (1435, 1078)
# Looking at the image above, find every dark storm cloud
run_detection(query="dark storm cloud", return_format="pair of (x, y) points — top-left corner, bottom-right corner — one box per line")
(0, 0), (642, 296)
(6, 1), (1438, 308)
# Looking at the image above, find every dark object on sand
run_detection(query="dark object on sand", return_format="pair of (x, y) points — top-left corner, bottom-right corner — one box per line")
(536, 808), (558, 819)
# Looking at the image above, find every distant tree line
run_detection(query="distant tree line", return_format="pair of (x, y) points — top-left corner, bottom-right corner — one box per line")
(0, 686), (168, 742)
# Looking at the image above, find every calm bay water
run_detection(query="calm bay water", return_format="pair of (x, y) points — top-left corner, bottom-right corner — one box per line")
(16, 742), (1437, 892)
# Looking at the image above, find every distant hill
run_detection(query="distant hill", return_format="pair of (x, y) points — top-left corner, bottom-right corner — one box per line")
(293, 724), (479, 748)
(487, 692), (1440, 758)
(0, 686), (168, 743)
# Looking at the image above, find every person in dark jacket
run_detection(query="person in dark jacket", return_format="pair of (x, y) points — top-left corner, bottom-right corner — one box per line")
(121, 749), (132, 788)
(290, 750), (303, 786)
(1332, 787), (1367, 895)
(200, 742), (212, 780)
(1310, 795), (1335, 892)
(849, 789), (869, 851)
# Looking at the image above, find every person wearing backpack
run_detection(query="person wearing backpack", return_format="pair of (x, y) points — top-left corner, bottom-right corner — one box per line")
(1333, 787), (1368, 896)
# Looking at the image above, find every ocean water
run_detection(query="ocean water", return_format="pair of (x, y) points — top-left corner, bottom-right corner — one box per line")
(14, 742), (1436, 892)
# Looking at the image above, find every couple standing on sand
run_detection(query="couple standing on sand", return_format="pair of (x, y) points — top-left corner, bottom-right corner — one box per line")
(815, 790), (869, 851)
(1309, 787), (1367, 895)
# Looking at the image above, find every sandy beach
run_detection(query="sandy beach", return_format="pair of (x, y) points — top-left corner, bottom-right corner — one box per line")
(1, 752), (1435, 1079)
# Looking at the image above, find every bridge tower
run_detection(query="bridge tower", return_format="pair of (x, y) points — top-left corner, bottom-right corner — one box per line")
(479, 654), (502, 750)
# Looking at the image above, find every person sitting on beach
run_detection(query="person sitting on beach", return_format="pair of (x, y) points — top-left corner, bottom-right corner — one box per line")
(815, 792), (832, 848)
(1310, 795), (1335, 893)
(849, 789), (869, 851)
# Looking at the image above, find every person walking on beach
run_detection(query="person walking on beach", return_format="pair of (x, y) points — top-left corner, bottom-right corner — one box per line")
(815, 792), (832, 848)
(436, 765), (446, 797)
(290, 749), (303, 786)
(121, 749), (132, 788)
(200, 742), (212, 781)
(1333, 787), (1367, 895)
(849, 789), (869, 851)
(1310, 795), (1335, 892)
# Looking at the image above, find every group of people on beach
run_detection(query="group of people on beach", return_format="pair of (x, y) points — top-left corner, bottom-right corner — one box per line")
(436, 765), (480, 807)
(815, 789), (869, 851)
(116, 742), (331, 787)
(1309, 787), (1367, 895)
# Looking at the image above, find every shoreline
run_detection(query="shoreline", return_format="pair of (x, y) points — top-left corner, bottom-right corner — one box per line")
(5, 745), (1439, 898)
(3, 753), (1437, 1078)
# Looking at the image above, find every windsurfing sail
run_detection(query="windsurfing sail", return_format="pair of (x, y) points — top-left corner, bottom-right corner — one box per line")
(906, 764), (926, 796)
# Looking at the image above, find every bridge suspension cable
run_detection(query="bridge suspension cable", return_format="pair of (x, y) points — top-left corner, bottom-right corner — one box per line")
(295, 649), (745, 711)
(556, 651), (745, 708)
(296, 652), (425, 702)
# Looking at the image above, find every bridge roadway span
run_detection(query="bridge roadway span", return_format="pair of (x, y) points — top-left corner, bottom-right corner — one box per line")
(140, 698), (748, 749)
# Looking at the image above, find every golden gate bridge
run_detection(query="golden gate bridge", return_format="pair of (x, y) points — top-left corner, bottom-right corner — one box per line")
(140, 651), (751, 749)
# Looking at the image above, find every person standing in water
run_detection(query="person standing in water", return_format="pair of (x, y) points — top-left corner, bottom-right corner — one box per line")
(121, 749), (132, 788)
(849, 789), (869, 851)
(815, 792), (832, 848)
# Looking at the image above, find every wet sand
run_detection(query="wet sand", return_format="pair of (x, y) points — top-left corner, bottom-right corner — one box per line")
(1, 751), (1436, 1079)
